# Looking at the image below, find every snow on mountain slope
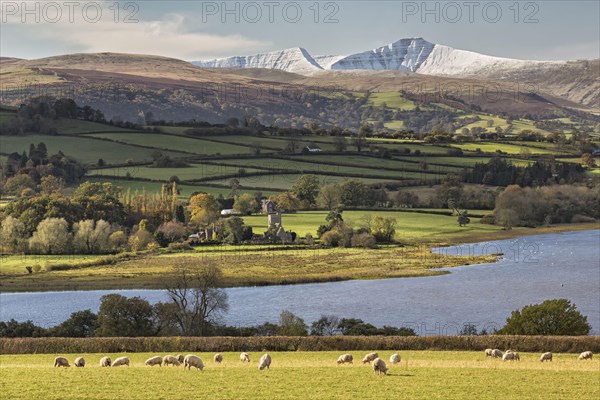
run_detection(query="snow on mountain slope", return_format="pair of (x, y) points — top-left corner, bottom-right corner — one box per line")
(329, 38), (435, 71)
(194, 47), (322, 76)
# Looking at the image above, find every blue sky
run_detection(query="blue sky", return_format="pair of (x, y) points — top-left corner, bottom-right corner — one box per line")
(1, 1), (598, 61)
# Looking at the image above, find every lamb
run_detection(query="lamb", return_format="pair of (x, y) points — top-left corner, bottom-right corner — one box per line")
(100, 357), (111, 367)
(53, 356), (70, 367)
(258, 354), (272, 370)
(389, 354), (401, 365)
(491, 349), (503, 358)
(336, 354), (353, 365)
(145, 356), (163, 367)
(183, 354), (205, 371)
(578, 351), (593, 360)
(240, 352), (251, 363)
(540, 352), (553, 362)
(74, 357), (85, 367)
(176, 354), (185, 364)
(372, 358), (388, 375)
(112, 357), (130, 367)
(214, 354), (223, 363)
(362, 352), (379, 364)
(163, 355), (181, 367)
(484, 349), (493, 357)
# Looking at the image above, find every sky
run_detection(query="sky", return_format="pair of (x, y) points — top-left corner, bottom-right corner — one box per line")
(1, 0), (599, 61)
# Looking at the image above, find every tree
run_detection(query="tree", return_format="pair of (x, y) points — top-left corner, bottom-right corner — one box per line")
(0, 319), (47, 338)
(581, 153), (596, 168)
(456, 210), (471, 227)
(72, 219), (112, 254)
(353, 125), (370, 151)
(278, 310), (308, 336)
(333, 136), (347, 152)
(370, 215), (396, 242)
(317, 184), (342, 210)
(29, 217), (71, 254)
(49, 310), (98, 337)
(497, 299), (591, 336)
(217, 217), (253, 244)
(156, 221), (187, 244)
(291, 175), (320, 205)
(39, 176), (65, 194)
(339, 180), (368, 207)
(233, 193), (259, 215)
(96, 294), (156, 337)
(269, 191), (301, 211)
(166, 262), (229, 336)
(310, 315), (340, 336)
(189, 193), (220, 226)
(73, 182), (126, 225)
(0, 216), (27, 253)
(4, 174), (36, 196)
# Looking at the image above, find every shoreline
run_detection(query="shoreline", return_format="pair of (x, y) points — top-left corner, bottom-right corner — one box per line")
(0, 224), (597, 294)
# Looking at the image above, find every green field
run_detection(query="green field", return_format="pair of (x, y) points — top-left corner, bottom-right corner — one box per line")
(88, 133), (251, 155)
(454, 142), (560, 155)
(90, 163), (266, 181)
(1, 351), (597, 400)
(367, 92), (417, 110)
(0, 135), (186, 164)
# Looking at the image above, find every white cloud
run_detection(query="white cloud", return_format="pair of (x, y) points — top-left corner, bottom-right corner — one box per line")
(1, 3), (269, 60)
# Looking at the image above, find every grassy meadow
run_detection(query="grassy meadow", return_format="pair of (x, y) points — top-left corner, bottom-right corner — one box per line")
(1, 351), (598, 400)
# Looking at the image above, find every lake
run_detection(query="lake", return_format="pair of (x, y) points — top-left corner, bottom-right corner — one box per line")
(1, 229), (599, 335)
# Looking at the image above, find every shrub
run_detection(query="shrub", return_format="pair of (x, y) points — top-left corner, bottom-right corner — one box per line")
(351, 232), (377, 248)
(320, 230), (342, 247)
(167, 242), (193, 252)
(480, 215), (495, 225)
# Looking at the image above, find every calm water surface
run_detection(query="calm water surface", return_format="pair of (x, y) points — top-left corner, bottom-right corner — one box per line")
(1, 230), (598, 335)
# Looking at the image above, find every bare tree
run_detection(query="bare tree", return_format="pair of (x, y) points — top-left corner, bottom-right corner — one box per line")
(166, 261), (229, 336)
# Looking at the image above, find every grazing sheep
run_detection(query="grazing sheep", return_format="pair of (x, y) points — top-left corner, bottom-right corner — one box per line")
(362, 352), (379, 364)
(389, 354), (401, 365)
(74, 357), (85, 368)
(176, 354), (185, 364)
(491, 349), (503, 358)
(485, 349), (493, 357)
(503, 351), (520, 361)
(53, 357), (70, 367)
(100, 357), (111, 367)
(372, 358), (388, 375)
(183, 355), (204, 371)
(163, 355), (181, 367)
(336, 354), (353, 365)
(240, 352), (251, 363)
(258, 354), (272, 370)
(540, 352), (553, 362)
(214, 354), (223, 364)
(145, 356), (163, 367)
(112, 357), (130, 367)
(578, 351), (593, 360)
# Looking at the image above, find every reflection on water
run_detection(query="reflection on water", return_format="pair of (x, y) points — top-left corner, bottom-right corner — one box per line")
(1, 230), (598, 335)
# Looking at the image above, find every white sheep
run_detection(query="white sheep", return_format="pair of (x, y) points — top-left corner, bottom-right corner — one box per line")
(145, 356), (163, 367)
(176, 354), (185, 364)
(484, 349), (493, 357)
(578, 351), (593, 360)
(100, 356), (111, 367)
(53, 356), (70, 367)
(184, 354), (205, 371)
(389, 353), (401, 365)
(362, 352), (379, 364)
(74, 357), (85, 367)
(112, 357), (130, 367)
(372, 358), (388, 375)
(337, 354), (353, 365)
(163, 355), (181, 367)
(540, 352), (553, 362)
(258, 354), (271, 370)
(502, 351), (520, 361)
(214, 354), (223, 363)
(240, 352), (251, 363)
(491, 349), (503, 358)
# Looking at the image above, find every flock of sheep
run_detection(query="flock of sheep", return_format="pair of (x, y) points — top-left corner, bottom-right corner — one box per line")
(484, 349), (593, 362)
(52, 350), (594, 375)
(53, 352), (272, 371)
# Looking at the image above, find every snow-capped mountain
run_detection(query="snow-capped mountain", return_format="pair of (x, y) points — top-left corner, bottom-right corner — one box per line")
(193, 37), (564, 77)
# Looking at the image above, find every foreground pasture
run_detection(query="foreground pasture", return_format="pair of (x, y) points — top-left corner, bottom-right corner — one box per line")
(1, 351), (598, 400)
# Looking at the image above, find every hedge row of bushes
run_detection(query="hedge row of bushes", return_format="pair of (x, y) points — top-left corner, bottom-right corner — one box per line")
(2, 335), (598, 355)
